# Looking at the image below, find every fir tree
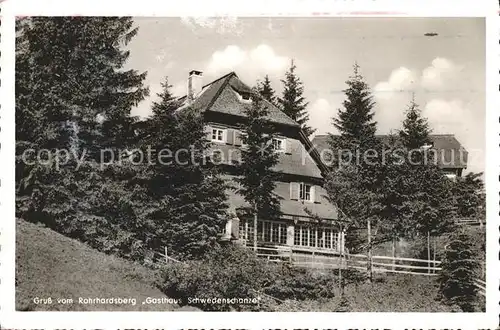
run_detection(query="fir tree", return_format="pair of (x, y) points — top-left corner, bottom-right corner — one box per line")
(398, 98), (456, 264)
(16, 17), (149, 160)
(139, 79), (229, 260)
(438, 229), (480, 312)
(331, 63), (378, 155)
(236, 90), (281, 251)
(399, 97), (432, 150)
(278, 60), (315, 137)
(257, 75), (277, 105)
(378, 135), (415, 254)
(326, 63), (383, 280)
(16, 17), (148, 232)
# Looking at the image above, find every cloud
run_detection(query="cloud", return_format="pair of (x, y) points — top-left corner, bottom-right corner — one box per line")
(421, 57), (460, 90)
(374, 57), (461, 99)
(373, 67), (417, 133)
(206, 45), (248, 74)
(372, 57), (465, 133)
(205, 44), (290, 79)
(423, 99), (473, 133)
(308, 98), (338, 136)
(374, 67), (417, 100)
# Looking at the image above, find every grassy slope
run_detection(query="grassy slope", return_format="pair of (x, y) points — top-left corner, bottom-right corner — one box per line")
(16, 219), (180, 311)
(276, 274), (484, 312)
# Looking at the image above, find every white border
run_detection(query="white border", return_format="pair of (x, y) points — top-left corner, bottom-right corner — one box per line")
(1, 0), (498, 329)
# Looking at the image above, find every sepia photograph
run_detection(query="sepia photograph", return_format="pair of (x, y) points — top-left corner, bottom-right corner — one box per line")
(14, 16), (486, 313)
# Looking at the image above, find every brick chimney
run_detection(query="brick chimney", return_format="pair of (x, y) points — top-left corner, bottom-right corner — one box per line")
(187, 70), (203, 104)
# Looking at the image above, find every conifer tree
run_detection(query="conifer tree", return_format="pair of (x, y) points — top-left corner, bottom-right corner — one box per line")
(278, 61), (315, 137)
(398, 99), (456, 267)
(16, 17), (148, 231)
(438, 229), (480, 312)
(16, 17), (148, 160)
(378, 135), (415, 261)
(326, 63), (383, 281)
(138, 79), (229, 260)
(399, 98), (432, 151)
(399, 99), (456, 236)
(236, 90), (281, 251)
(331, 63), (378, 155)
(257, 75), (277, 105)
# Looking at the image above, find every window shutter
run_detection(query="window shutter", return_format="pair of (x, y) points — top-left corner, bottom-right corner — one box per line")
(204, 125), (212, 140)
(290, 182), (299, 200)
(226, 129), (234, 144)
(234, 130), (242, 146)
(313, 186), (321, 204)
(285, 139), (292, 155)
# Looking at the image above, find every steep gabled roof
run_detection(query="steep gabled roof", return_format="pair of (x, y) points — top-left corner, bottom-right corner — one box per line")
(179, 72), (299, 127)
(311, 134), (468, 169)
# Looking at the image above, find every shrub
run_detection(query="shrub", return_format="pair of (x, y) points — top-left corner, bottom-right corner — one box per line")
(263, 264), (337, 301)
(157, 245), (277, 311)
(158, 245), (342, 311)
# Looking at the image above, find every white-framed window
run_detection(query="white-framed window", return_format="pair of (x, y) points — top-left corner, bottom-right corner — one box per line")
(211, 128), (226, 143)
(239, 220), (287, 245)
(271, 138), (286, 152)
(299, 183), (312, 202)
(293, 225), (338, 250)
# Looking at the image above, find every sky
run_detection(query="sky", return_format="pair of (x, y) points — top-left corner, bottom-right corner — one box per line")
(125, 17), (485, 173)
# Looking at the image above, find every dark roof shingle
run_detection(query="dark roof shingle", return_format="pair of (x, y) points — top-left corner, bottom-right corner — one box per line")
(180, 72), (299, 127)
(311, 134), (468, 169)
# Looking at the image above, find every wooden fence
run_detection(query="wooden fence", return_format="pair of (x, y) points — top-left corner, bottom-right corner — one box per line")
(148, 245), (486, 297)
(243, 245), (486, 297)
(243, 245), (443, 274)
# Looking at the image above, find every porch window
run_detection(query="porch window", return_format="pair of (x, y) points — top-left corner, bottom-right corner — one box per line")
(240, 220), (287, 245)
(317, 229), (324, 248)
(263, 221), (271, 242)
(293, 224), (338, 250)
(309, 229), (316, 247)
(325, 230), (332, 249)
(271, 223), (279, 242)
(294, 227), (301, 246)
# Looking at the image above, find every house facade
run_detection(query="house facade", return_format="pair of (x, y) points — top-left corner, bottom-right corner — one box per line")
(179, 70), (343, 254)
(312, 134), (468, 181)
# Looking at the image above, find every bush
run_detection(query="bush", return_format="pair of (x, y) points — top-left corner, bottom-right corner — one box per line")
(158, 245), (341, 311)
(263, 264), (337, 301)
(157, 245), (277, 311)
(275, 274), (459, 312)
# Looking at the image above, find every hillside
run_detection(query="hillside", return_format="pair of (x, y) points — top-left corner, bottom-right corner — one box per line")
(16, 219), (183, 311)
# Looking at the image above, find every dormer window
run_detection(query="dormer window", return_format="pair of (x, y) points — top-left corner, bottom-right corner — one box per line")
(271, 138), (286, 153)
(232, 87), (252, 104)
(241, 92), (251, 101)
